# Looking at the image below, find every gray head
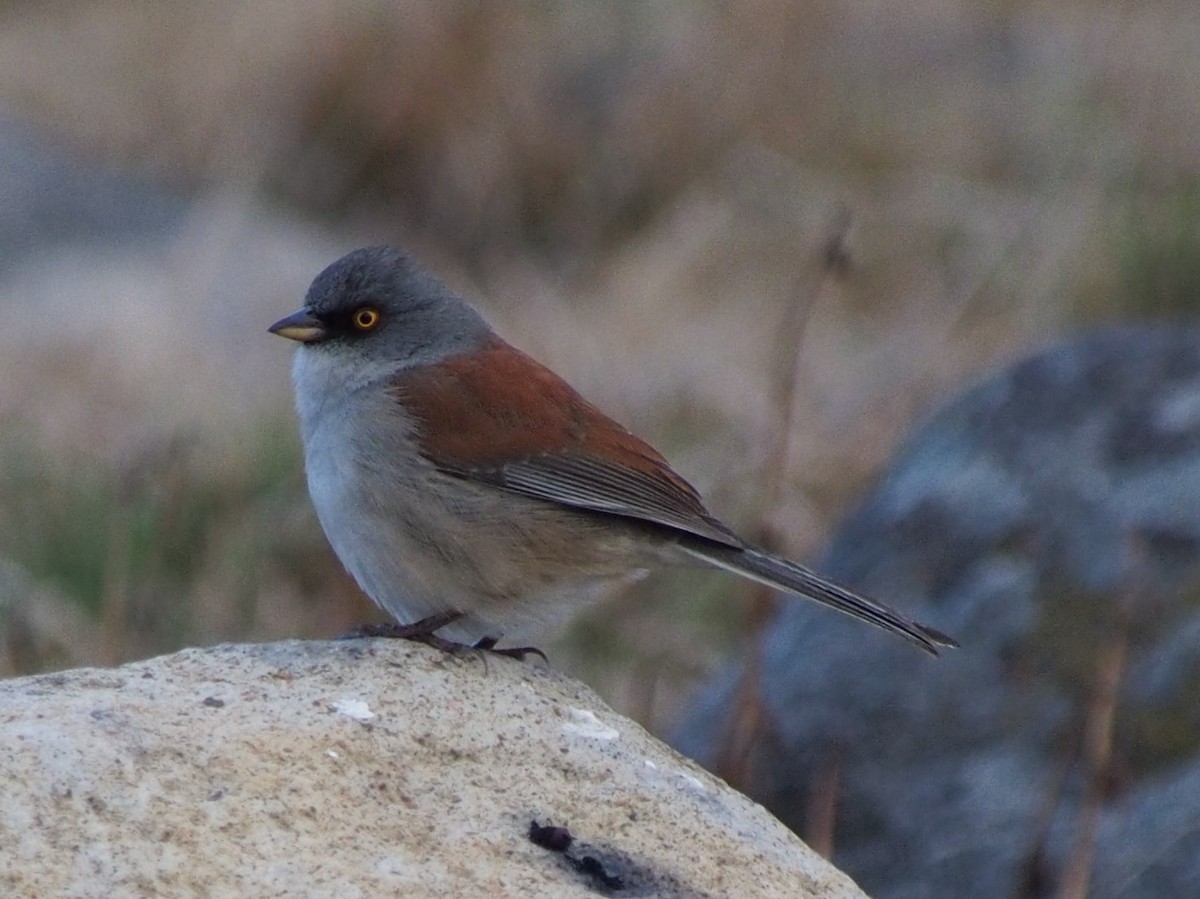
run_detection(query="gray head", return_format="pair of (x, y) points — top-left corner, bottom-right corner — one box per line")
(269, 246), (493, 375)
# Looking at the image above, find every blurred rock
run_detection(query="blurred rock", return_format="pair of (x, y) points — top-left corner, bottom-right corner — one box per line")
(0, 116), (185, 270)
(0, 639), (865, 899)
(0, 114), (341, 453)
(674, 325), (1200, 898)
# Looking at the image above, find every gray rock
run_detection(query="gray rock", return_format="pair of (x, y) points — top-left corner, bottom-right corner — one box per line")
(675, 325), (1200, 898)
(0, 639), (866, 898)
(0, 116), (186, 271)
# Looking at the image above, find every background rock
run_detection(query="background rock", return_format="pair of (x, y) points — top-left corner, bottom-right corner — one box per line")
(0, 639), (865, 899)
(0, 117), (184, 272)
(675, 325), (1200, 898)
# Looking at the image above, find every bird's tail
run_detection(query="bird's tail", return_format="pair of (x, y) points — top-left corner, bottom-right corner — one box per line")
(679, 542), (958, 656)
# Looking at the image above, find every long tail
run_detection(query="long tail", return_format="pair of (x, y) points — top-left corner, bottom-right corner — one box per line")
(679, 542), (958, 656)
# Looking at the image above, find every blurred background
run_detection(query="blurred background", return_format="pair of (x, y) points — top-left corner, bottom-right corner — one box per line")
(1, 2), (1198, 893)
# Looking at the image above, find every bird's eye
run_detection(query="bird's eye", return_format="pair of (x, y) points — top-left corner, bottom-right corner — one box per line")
(352, 307), (381, 331)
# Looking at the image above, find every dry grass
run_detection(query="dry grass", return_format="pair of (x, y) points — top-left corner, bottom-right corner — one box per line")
(0, 0), (1198, 732)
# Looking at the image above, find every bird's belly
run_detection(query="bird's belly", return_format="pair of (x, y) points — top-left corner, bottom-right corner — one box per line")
(304, 429), (650, 642)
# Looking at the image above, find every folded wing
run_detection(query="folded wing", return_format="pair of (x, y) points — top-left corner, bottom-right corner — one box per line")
(389, 336), (744, 548)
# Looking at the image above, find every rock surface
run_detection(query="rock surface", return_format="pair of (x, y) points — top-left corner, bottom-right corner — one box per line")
(0, 639), (865, 899)
(675, 325), (1200, 898)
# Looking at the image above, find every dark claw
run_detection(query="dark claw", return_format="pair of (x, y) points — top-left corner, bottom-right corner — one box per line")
(474, 636), (548, 662)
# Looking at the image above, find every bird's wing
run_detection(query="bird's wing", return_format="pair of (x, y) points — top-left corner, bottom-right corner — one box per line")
(388, 337), (744, 548)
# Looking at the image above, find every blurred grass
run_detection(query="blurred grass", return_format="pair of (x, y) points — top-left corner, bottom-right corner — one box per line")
(0, 418), (369, 667)
(0, 0), (1197, 733)
(1027, 575), (1200, 782)
(1114, 181), (1200, 319)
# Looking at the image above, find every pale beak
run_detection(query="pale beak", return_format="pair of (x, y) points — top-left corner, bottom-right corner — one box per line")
(268, 309), (326, 343)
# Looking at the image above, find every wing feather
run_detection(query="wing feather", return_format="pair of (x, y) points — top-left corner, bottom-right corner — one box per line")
(390, 337), (744, 548)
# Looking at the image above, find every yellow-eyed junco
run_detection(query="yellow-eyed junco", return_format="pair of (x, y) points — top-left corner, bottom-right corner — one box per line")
(269, 247), (956, 656)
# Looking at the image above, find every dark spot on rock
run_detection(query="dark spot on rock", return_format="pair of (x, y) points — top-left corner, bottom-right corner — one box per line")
(526, 817), (711, 896)
(529, 820), (624, 893)
(577, 854), (624, 891)
(202, 696), (225, 708)
(529, 819), (573, 852)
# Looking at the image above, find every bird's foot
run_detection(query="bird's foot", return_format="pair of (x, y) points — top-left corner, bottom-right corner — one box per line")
(473, 636), (548, 663)
(339, 613), (546, 661)
(339, 611), (468, 654)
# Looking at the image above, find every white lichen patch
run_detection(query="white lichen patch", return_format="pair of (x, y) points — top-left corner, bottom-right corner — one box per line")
(562, 707), (619, 741)
(329, 698), (375, 721)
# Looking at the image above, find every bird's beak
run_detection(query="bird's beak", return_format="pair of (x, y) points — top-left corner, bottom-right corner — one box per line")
(268, 309), (326, 343)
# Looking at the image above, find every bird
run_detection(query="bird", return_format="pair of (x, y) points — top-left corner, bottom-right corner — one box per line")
(269, 246), (956, 657)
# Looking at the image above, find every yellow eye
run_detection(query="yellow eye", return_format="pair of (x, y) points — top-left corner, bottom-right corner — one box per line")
(352, 307), (381, 331)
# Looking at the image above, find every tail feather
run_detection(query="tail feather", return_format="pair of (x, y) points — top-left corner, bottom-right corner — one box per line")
(680, 542), (957, 656)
